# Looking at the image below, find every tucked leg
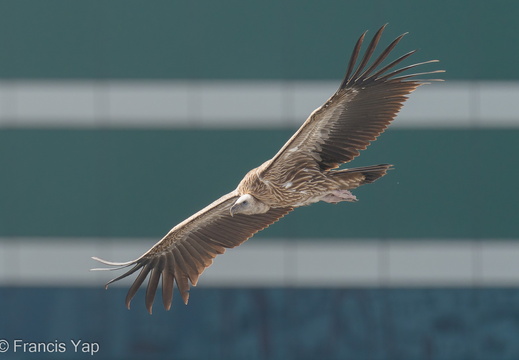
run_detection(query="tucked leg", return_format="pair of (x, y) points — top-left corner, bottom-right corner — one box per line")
(320, 190), (358, 204)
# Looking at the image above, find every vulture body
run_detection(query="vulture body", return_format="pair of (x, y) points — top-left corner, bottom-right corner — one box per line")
(93, 25), (442, 313)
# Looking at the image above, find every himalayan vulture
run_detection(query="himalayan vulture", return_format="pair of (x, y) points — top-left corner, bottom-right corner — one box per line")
(93, 24), (442, 313)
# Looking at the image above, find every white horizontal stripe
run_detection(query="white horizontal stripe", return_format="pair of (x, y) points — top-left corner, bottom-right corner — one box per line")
(0, 81), (517, 128)
(1, 238), (519, 287)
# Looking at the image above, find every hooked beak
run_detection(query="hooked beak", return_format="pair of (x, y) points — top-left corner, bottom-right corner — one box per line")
(229, 205), (236, 217)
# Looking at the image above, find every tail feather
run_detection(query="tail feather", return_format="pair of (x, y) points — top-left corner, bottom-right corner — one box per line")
(330, 164), (392, 187)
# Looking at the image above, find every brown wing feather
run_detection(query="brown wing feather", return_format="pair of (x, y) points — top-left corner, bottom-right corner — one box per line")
(92, 191), (292, 313)
(263, 24), (443, 173)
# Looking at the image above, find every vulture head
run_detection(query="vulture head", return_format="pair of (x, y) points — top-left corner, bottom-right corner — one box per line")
(230, 194), (270, 216)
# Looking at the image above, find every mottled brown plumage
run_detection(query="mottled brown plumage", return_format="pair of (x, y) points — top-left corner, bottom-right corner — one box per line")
(92, 24), (443, 313)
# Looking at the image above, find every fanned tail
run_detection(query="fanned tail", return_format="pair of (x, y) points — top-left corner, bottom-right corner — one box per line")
(330, 164), (393, 186)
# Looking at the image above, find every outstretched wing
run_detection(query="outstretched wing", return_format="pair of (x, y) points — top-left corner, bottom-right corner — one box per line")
(93, 191), (292, 313)
(262, 24), (443, 174)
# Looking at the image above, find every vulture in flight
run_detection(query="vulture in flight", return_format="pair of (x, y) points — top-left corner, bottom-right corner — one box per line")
(93, 25), (442, 313)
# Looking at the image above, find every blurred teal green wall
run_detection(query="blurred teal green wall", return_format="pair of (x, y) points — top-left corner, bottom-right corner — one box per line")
(0, 1), (517, 239)
(0, 0), (516, 80)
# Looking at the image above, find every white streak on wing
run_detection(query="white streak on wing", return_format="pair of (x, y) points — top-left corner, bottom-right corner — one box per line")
(282, 182), (293, 189)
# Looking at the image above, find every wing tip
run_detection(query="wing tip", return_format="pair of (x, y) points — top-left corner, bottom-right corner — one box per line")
(91, 256), (137, 269)
(341, 25), (443, 87)
(181, 290), (190, 305)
